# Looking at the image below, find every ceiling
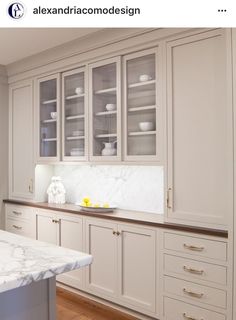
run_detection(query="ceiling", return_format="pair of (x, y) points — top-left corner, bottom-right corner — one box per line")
(0, 28), (101, 65)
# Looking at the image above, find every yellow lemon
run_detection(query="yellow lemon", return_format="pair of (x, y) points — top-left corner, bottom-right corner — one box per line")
(103, 203), (110, 208)
(83, 197), (90, 204)
(94, 203), (100, 208)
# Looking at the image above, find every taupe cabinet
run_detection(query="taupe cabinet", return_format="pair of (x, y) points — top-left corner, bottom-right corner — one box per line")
(9, 81), (34, 199)
(166, 29), (233, 227)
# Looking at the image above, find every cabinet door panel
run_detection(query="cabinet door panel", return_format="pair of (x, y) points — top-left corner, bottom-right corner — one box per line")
(85, 219), (118, 299)
(37, 214), (57, 245)
(9, 81), (34, 199)
(166, 29), (233, 226)
(58, 217), (84, 289)
(118, 225), (156, 313)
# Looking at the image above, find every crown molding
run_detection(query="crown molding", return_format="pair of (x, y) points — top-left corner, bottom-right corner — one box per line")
(6, 28), (154, 78)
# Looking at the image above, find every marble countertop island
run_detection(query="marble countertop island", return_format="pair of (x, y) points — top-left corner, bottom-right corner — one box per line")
(0, 229), (92, 294)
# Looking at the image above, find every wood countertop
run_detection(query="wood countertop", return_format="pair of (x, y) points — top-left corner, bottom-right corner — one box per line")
(3, 199), (228, 238)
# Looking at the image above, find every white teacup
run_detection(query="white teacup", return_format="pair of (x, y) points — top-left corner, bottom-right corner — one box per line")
(106, 103), (116, 111)
(75, 87), (84, 95)
(50, 112), (57, 119)
(139, 74), (152, 82)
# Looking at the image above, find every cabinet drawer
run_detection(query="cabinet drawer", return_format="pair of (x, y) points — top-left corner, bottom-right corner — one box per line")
(164, 254), (227, 285)
(6, 205), (34, 221)
(164, 232), (227, 261)
(164, 276), (227, 309)
(164, 297), (225, 320)
(6, 218), (35, 238)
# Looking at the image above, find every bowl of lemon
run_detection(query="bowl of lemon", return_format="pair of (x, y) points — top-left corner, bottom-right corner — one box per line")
(79, 197), (116, 213)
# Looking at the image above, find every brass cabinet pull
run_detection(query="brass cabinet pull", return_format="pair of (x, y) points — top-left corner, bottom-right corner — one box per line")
(52, 219), (59, 223)
(112, 231), (117, 235)
(13, 225), (22, 230)
(183, 288), (204, 298)
(183, 265), (204, 275)
(116, 231), (121, 236)
(183, 244), (204, 251)
(183, 312), (204, 320)
(13, 211), (22, 215)
(28, 178), (34, 194)
(167, 188), (172, 209)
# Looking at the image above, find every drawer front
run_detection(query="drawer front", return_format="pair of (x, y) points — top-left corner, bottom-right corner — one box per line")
(6, 218), (35, 238)
(6, 205), (34, 221)
(164, 297), (226, 320)
(164, 276), (227, 309)
(164, 254), (227, 285)
(164, 232), (227, 261)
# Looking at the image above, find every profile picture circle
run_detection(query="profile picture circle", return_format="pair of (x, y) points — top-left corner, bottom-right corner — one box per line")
(8, 2), (24, 19)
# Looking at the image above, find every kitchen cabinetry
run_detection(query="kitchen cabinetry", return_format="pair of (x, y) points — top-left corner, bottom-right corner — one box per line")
(166, 29), (233, 227)
(161, 230), (229, 319)
(85, 218), (157, 316)
(5, 204), (36, 239)
(36, 74), (60, 162)
(9, 80), (34, 199)
(36, 210), (84, 289)
(123, 47), (161, 162)
(62, 67), (88, 161)
(89, 57), (121, 161)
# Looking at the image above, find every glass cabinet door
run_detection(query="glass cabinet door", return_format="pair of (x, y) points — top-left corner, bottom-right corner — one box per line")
(89, 57), (121, 161)
(38, 74), (60, 160)
(62, 68), (87, 161)
(124, 48), (160, 161)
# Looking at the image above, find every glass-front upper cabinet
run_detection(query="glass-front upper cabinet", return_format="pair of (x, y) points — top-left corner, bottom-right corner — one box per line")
(37, 74), (60, 161)
(62, 67), (88, 161)
(89, 57), (121, 161)
(124, 48), (161, 162)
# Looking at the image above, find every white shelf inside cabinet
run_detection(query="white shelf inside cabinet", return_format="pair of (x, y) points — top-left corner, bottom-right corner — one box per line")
(42, 99), (57, 105)
(42, 119), (57, 124)
(95, 133), (117, 138)
(128, 90), (156, 100)
(66, 136), (85, 140)
(66, 114), (85, 120)
(128, 131), (156, 136)
(128, 79), (156, 88)
(65, 93), (85, 100)
(42, 138), (57, 142)
(95, 110), (117, 116)
(128, 105), (156, 112)
(94, 87), (117, 95)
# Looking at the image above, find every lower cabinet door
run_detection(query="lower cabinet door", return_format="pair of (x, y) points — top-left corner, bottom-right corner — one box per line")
(37, 214), (57, 245)
(117, 224), (156, 314)
(85, 219), (118, 299)
(57, 216), (84, 289)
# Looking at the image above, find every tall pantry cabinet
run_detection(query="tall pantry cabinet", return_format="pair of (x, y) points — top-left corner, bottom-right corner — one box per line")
(9, 81), (34, 199)
(165, 29), (233, 228)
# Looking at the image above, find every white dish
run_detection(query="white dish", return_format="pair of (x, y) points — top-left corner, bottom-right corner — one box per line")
(139, 74), (152, 82)
(139, 121), (154, 131)
(72, 130), (84, 136)
(79, 205), (116, 213)
(70, 148), (84, 156)
(105, 103), (116, 111)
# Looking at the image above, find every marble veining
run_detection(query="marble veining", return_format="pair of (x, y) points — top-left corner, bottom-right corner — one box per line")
(53, 165), (164, 214)
(0, 230), (92, 294)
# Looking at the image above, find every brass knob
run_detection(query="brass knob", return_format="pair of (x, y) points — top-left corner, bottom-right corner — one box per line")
(116, 231), (121, 236)
(113, 231), (117, 235)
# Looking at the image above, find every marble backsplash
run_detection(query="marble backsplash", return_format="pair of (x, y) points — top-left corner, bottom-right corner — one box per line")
(52, 165), (164, 214)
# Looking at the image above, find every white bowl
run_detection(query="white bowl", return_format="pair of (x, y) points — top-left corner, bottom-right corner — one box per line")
(75, 87), (84, 95)
(139, 74), (152, 82)
(139, 121), (154, 131)
(50, 112), (57, 119)
(105, 103), (116, 111)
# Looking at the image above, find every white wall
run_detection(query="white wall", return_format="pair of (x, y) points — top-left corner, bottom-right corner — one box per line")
(52, 165), (164, 214)
(0, 66), (8, 227)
